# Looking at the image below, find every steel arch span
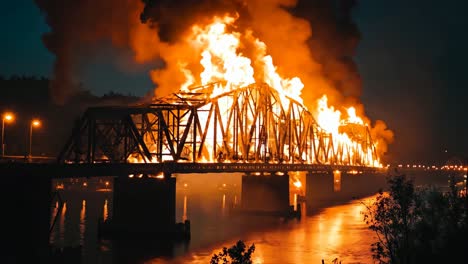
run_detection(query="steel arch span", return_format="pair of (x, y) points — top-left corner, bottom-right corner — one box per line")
(58, 83), (378, 166)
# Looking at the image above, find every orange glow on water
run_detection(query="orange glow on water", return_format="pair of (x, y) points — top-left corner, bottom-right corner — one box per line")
(103, 199), (109, 222)
(80, 200), (86, 244)
(182, 195), (188, 222)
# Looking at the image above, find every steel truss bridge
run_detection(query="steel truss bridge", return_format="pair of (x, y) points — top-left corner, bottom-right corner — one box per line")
(57, 83), (379, 173)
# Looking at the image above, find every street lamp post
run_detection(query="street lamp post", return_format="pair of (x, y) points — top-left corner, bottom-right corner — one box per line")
(29, 119), (41, 159)
(2, 113), (14, 157)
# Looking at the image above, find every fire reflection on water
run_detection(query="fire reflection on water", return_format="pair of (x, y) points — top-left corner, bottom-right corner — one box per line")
(59, 202), (66, 244)
(183, 195), (188, 222)
(48, 176), (376, 263)
(161, 196), (376, 264)
(293, 193), (297, 211)
(221, 194), (226, 216)
(103, 199), (108, 222)
(50, 194), (111, 250)
(80, 200), (86, 245)
(49, 201), (59, 244)
(177, 192), (236, 222)
(326, 213), (344, 248)
(257, 200), (373, 264)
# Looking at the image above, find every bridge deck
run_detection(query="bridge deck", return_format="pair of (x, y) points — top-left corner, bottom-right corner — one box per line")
(0, 162), (385, 178)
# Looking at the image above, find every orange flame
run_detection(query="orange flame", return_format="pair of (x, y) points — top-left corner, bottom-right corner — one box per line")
(131, 15), (383, 167)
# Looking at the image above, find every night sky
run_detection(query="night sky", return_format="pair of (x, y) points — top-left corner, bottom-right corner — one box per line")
(1, 0), (467, 164)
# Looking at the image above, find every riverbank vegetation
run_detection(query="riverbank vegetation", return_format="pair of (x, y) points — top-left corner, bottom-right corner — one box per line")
(210, 240), (255, 264)
(363, 174), (468, 263)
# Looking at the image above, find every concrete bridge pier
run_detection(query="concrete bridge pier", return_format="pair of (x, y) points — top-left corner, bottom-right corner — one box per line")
(306, 171), (334, 210)
(241, 173), (290, 215)
(4, 174), (51, 262)
(109, 175), (176, 238)
(306, 171), (387, 210)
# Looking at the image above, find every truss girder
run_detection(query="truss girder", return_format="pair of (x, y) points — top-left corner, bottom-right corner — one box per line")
(58, 84), (378, 166)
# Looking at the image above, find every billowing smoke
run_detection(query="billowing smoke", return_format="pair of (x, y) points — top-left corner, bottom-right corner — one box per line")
(35, 0), (393, 156)
(139, 0), (393, 155)
(139, 0), (357, 104)
(140, 0), (247, 42)
(293, 0), (362, 98)
(292, 0), (394, 157)
(34, 0), (159, 104)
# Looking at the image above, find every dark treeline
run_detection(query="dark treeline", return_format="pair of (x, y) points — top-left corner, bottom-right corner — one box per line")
(0, 76), (141, 157)
(364, 175), (468, 263)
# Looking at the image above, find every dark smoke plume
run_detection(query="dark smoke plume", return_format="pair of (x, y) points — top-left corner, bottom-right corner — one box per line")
(34, 0), (148, 104)
(140, 0), (247, 42)
(139, 0), (393, 155)
(36, 0), (361, 104)
(139, 0), (362, 104)
(293, 0), (362, 100)
(35, 0), (393, 154)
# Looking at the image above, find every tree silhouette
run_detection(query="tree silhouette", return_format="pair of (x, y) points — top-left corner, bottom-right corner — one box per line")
(363, 174), (468, 263)
(210, 240), (255, 264)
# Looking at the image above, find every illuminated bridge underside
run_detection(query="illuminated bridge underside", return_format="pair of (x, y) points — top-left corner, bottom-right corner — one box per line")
(58, 83), (377, 166)
(0, 163), (383, 178)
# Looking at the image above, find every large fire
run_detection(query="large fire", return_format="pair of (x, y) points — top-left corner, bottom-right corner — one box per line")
(36, 0), (393, 168)
(180, 16), (305, 107)
(128, 15), (382, 167)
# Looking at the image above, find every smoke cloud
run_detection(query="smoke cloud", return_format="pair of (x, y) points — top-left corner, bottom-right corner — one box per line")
(294, 0), (362, 98)
(34, 0), (158, 104)
(35, 0), (393, 156)
(140, 0), (393, 155)
(140, 0), (247, 42)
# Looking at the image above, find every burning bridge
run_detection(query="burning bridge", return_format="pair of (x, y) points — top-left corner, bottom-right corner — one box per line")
(52, 83), (385, 233)
(58, 83), (379, 172)
(5, 15), (389, 259)
(3, 84), (387, 254)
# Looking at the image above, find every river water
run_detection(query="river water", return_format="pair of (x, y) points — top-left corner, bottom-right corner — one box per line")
(50, 174), (377, 263)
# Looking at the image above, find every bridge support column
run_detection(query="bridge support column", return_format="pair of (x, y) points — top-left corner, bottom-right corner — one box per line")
(306, 172), (334, 210)
(306, 171), (387, 210)
(111, 176), (176, 237)
(4, 175), (51, 262)
(241, 173), (290, 215)
(341, 172), (386, 199)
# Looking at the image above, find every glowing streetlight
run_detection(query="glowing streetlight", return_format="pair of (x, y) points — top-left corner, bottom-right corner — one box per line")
(29, 119), (41, 159)
(2, 112), (15, 157)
